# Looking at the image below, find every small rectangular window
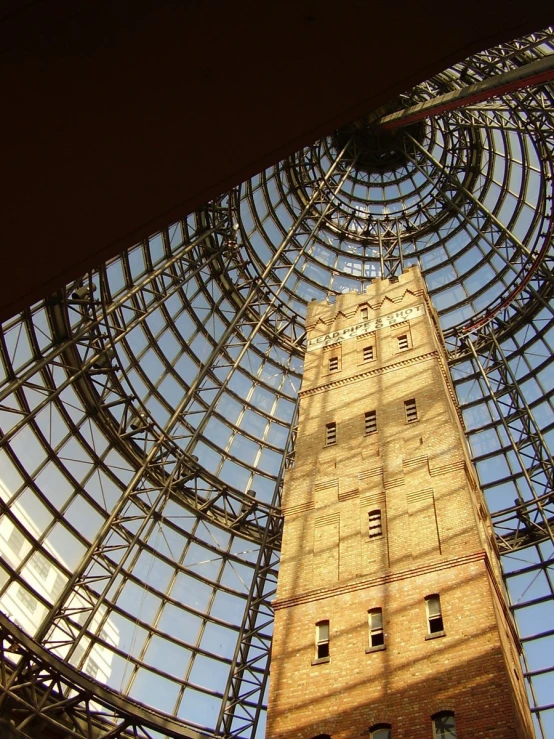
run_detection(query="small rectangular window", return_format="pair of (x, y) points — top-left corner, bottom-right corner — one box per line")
(368, 510), (382, 538)
(329, 356), (339, 372)
(315, 620), (330, 659)
(404, 398), (418, 423)
(325, 422), (336, 446)
(364, 410), (377, 435)
(363, 345), (374, 362)
(426, 594), (444, 634)
(369, 608), (384, 648)
(360, 307), (369, 320)
(398, 334), (409, 351)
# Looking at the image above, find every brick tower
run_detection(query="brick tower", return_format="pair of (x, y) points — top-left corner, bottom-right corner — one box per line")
(266, 267), (533, 739)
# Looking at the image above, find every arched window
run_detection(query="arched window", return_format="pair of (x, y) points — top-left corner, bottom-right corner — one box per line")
(432, 711), (456, 738)
(312, 735), (331, 739)
(370, 723), (391, 739)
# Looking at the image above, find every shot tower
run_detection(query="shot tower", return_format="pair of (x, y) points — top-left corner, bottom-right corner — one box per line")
(267, 267), (533, 738)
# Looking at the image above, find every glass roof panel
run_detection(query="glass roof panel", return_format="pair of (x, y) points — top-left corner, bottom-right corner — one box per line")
(1, 23), (554, 739)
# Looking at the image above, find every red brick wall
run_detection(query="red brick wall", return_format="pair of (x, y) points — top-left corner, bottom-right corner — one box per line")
(267, 267), (533, 738)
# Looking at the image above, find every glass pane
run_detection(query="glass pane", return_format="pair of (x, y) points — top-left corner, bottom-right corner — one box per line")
(434, 712), (456, 738)
(427, 596), (441, 617)
(317, 621), (329, 641)
(370, 610), (383, 629)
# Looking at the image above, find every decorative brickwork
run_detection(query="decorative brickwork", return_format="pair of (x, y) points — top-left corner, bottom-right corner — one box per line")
(267, 267), (533, 739)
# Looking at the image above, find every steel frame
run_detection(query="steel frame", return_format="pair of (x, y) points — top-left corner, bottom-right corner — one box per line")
(0, 24), (554, 739)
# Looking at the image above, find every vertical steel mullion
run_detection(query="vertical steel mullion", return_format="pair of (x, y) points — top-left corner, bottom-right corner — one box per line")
(488, 327), (554, 478)
(29, 147), (352, 657)
(396, 219), (405, 273)
(377, 220), (385, 277)
(407, 132), (553, 279)
(181, 137), (354, 414)
(69, 498), (167, 681)
(0, 236), (226, 449)
(216, 399), (298, 738)
(404, 144), (554, 325)
(0, 223), (224, 407)
(184, 153), (356, 454)
(405, 148), (526, 284)
(466, 334), (554, 544)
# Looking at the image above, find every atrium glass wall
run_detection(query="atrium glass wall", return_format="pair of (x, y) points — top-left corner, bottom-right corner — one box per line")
(0, 25), (553, 739)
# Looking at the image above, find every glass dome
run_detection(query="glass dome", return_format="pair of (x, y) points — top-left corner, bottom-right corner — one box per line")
(0, 25), (553, 739)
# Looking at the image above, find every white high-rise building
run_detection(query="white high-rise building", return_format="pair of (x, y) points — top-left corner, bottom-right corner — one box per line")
(0, 478), (119, 683)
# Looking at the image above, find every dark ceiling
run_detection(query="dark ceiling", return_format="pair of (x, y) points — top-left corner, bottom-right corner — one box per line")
(1, 1), (551, 321)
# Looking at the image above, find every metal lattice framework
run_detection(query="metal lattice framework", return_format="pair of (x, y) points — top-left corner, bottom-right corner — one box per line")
(1, 25), (554, 739)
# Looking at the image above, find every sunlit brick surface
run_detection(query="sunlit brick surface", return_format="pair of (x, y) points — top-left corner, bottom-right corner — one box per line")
(267, 267), (533, 739)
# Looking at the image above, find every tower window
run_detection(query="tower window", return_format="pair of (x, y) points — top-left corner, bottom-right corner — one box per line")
(404, 398), (418, 423)
(398, 334), (409, 350)
(315, 620), (330, 660)
(363, 345), (374, 362)
(432, 711), (457, 738)
(370, 724), (391, 739)
(329, 356), (339, 372)
(425, 594), (444, 635)
(325, 422), (336, 446)
(368, 608), (384, 648)
(361, 307), (369, 320)
(365, 410), (377, 435)
(368, 510), (382, 538)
